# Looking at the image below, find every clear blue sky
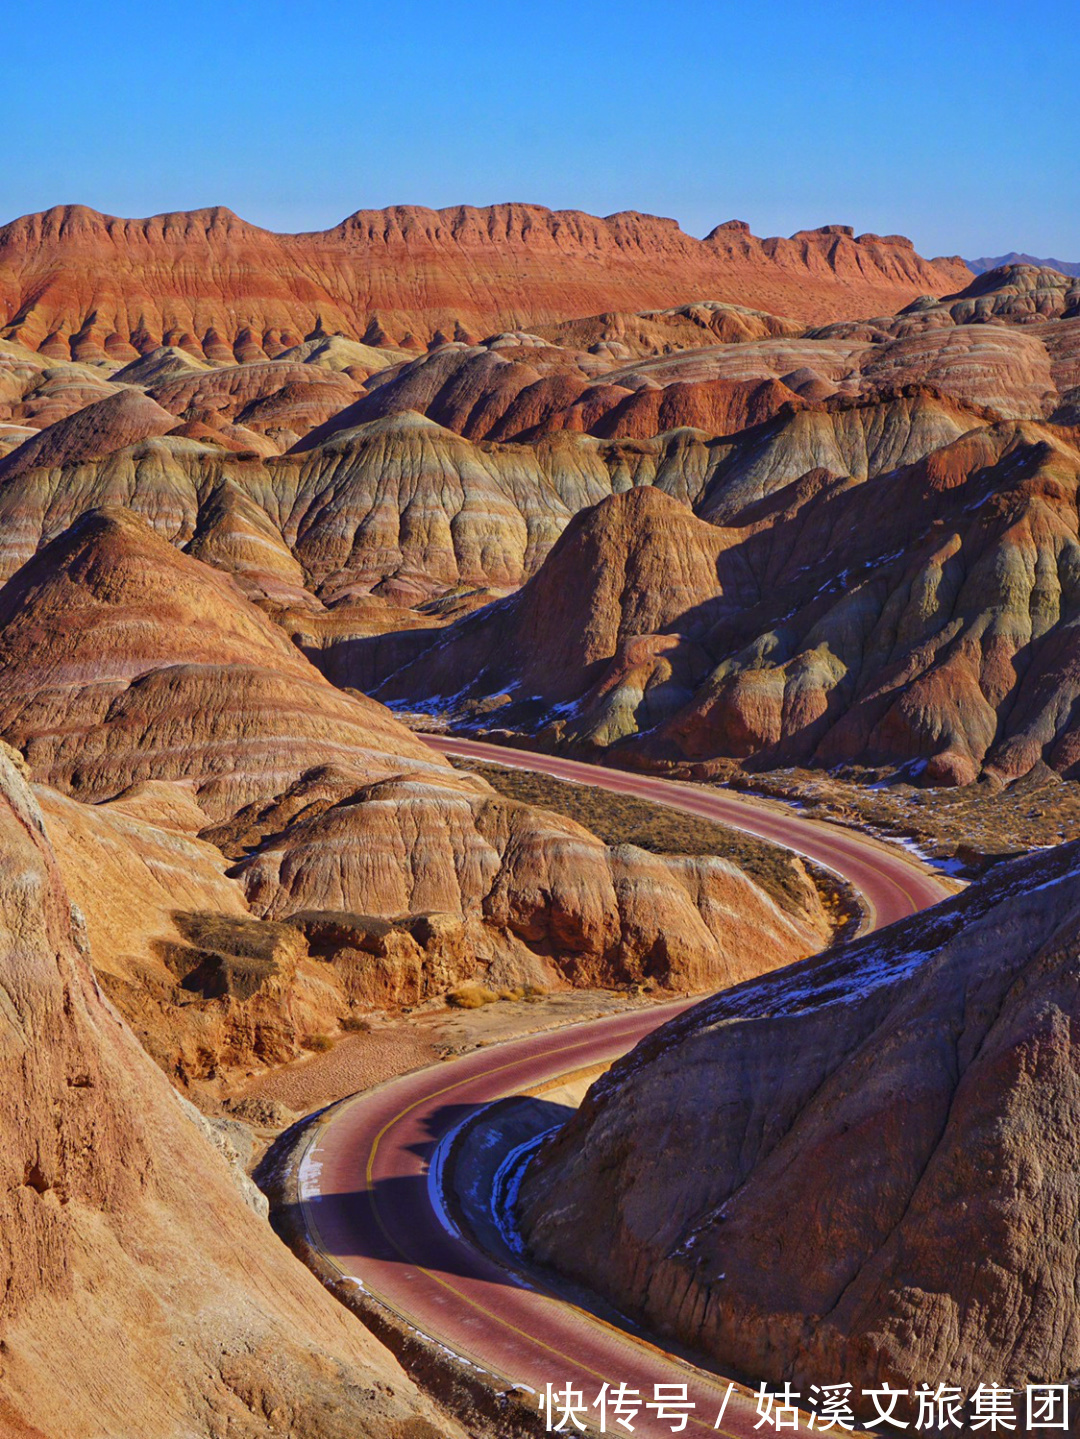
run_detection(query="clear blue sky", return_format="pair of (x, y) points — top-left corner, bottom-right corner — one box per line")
(3, 0), (1076, 260)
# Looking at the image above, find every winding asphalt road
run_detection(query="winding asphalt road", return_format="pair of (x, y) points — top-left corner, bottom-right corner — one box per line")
(297, 738), (952, 1437)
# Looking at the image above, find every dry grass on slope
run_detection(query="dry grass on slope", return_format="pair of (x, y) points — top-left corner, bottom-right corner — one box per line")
(727, 763), (1080, 876)
(450, 755), (857, 933)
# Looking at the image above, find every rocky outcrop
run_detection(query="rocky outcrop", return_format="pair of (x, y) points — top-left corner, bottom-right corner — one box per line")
(374, 420), (1080, 786)
(0, 409), (617, 597)
(0, 342), (118, 432)
(0, 264), (1074, 617)
(899, 263), (1080, 328)
(0, 385), (176, 479)
(0, 506), (443, 816)
(375, 486), (727, 723)
(296, 304), (1078, 449)
(534, 299), (805, 354)
(4, 253), (1078, 796)
(0, 203), (971, 358)
(307, 337), (806, 446)
(518, 839), (1080, 1417)
(0, 742), (453, 1438)
(144, 357), (366, 451)
(228, 770), (829, 997)
(0, 509), (829, 1051)
(35, 783), (352, 1081)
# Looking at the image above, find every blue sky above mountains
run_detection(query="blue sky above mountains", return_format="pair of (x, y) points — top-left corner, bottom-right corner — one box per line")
(3, 0), (1076, 260)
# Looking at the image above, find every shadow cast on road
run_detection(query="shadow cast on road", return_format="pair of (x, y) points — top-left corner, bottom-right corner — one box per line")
(277, 1098), (575, 1288)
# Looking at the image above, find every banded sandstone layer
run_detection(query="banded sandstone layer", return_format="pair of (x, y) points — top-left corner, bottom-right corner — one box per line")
(519, 840), (1080, 1420)
(374, 416), (1080, 788)
(0, 742), (454, 1439)
(0, 508), (827, 1083)
(0, 204), (970, 359)
(4, 197), (1070, 1439)
(1, 266), (1079, 787)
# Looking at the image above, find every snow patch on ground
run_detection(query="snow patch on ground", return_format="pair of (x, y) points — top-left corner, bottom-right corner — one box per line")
(491, 1129), (560, 1259)
(297, 1146), (322, 1199)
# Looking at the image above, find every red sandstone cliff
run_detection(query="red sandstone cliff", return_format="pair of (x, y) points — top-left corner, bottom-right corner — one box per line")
(0, 203), (971, 360)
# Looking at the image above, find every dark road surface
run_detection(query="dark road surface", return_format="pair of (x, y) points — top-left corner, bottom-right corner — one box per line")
(298, 737), (952, 1436)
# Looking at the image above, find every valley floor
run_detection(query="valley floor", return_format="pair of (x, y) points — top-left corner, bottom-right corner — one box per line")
(237, 985), (653, 1117)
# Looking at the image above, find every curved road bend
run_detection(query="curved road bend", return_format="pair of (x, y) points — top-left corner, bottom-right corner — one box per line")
(423, 735), (949, 929)
(298, 739), (952, 1437)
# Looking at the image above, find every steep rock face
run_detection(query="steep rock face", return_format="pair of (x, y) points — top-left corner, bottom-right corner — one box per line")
(0, 203), (970, 357)
(185, 478), (321, 611)
(273, 413), (607, 601)
(0, 743), (451, 1439)
(229, 771), (828, 996)
(692, 389), (989, 523)
(319, 340), (804, 447)
(375, 425), (1080, 785)
(518, 841), (1080, 1415)
(111, 343), (211, 385)
(575, 317), (1075, 422)
(660, 422), (1080, 785)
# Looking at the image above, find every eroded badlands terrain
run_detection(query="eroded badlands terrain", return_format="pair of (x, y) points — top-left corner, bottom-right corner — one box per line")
(1, 202), (1079, 1435)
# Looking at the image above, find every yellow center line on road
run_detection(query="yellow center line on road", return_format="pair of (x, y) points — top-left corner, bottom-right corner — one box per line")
(303, 1026), (758, 1438)
(324, 735), (930, 1434)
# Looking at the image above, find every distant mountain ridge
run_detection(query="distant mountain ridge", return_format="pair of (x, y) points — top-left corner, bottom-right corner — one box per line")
(0, 203), (971, 361)
(968, 250), (1080, 278)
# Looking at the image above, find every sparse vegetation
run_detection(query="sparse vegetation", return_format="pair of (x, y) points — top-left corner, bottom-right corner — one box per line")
(726, 764), (1080, 876)
(446, 981), (501, 1009)
(158, 911), (310, 1003)
(307, 1033), (334, 1053)
(340, 1014), (373, 1033)
(450, 755), (852, 922)
(445, 979), (552, 1009)
(173, 911), (306, 963)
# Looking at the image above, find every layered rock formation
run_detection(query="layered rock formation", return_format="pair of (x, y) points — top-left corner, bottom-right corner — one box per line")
(0, 259), (1077, 788)
(0, 507), (828, 1086)
(0, 506), (442, 816)
(9, 197), (1068, 1435)
(35, 782), (354, 1081)
(0, 385), (177, 479)
(226, 769), (827, 997)
(0, 741), (453, 1438)
(534, 299), (806, 354)
(518, 839), (1080, 1415)
(373, 413), (1080, 786)
(345, 281), (1078, 440)
(0, 204), (970, 358)
(0, 259), (1075, 787)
